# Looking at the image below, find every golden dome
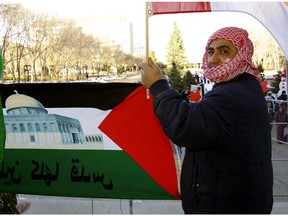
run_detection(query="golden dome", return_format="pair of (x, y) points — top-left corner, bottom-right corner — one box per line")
(5, 92), (45, 110)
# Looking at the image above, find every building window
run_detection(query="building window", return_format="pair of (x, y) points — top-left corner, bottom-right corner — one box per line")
(63, 124), (67, 133)
(20, 123), (25, 132)
(98, 136), (103, 142)
(30, 135), (36, 142)
(43, 123), (48, 132)
(4, 123), (9, 132)
(35, 123), (41, 132)
(58, 124), (62, 132)
(28, 123), (33, 132)
(51, 123), (57, 132)
(12, 124), (17, 132)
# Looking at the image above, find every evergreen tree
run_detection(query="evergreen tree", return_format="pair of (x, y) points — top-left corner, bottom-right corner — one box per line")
(257, 62), (265, 81)
(149, 51), (158, 64)
(168, 62), (183, 93)
(166, 22), (189, 70)
(183, 71), (197, 90)
(0, 193), (18, 214)
(271, 71), (282, 94)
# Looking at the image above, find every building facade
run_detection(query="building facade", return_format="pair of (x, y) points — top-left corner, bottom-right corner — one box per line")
(4, 92), (103, 148)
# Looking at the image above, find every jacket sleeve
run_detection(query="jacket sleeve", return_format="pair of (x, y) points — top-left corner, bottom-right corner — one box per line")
(149, 79), (238, 150)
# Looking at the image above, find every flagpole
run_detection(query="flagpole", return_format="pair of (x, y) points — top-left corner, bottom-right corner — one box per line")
(145, 2), (149, 63)
(129, 199), (133, 214)
(145, 2), (150, 99)
(0, 48), (5, 161)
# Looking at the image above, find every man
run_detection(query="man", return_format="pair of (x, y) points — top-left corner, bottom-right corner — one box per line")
(265, 92), (275, 113)
(278, 90), (287, 101)
(277, 90), (287, 109)
(139, 27), (273, 214)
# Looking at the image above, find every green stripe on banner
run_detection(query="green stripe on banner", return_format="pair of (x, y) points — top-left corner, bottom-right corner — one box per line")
(0, 149), (176, 200)
(0, 48), (5, 161)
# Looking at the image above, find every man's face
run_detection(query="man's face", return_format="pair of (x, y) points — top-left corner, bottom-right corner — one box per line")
(207, 38), (238, 68)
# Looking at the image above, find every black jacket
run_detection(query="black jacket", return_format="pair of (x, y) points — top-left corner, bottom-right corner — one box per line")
(149, 73), (273, 214)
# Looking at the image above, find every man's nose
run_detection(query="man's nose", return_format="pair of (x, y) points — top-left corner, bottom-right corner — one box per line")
(209, 53), (220, 67)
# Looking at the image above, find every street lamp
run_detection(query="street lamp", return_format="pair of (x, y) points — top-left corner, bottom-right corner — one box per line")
(24, 64), (31, 82)
(96, 54), (100, 78)
(83, 65), (88, 79)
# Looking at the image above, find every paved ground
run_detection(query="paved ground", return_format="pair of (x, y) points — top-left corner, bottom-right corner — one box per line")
(271, 124), (288, 197)
(18, 195), (288, 214)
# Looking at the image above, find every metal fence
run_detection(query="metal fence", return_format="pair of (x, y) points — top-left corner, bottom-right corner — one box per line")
(271, 122), (288, 197)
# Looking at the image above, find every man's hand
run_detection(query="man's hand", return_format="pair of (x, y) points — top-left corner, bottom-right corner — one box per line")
(139, 58), (165, 89)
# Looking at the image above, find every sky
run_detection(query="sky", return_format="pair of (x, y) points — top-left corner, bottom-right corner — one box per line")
(3, 0), (145, 20)
(2, 0), (270, 62)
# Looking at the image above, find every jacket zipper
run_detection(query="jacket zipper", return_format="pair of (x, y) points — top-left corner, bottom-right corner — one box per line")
(192, 152), (200, 206)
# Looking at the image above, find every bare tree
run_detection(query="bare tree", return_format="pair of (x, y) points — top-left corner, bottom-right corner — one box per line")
(25, 13), (62, 82)
(250, 29), (285, 71)
(1, 2), (144, 83)
(0, 3), (28, 82)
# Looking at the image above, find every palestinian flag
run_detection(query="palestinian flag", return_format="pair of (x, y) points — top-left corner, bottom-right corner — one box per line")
(0, 82), (181, 200)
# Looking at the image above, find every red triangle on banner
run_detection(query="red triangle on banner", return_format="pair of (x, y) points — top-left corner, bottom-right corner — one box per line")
(99, 86), (180, 199)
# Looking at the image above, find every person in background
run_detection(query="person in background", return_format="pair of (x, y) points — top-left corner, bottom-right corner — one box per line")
(181, 89), (190, 103)
(277, 90), (287, 109)
(278, 90), (287, 101)
(267, 101), (274, 132)
(275, 104), (288, 144)
(139, 27), (273, 214)
(265, 91), (275, 114)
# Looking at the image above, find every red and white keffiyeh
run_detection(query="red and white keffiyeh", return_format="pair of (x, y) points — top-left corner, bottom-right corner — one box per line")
(202, 27), (261, 83)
